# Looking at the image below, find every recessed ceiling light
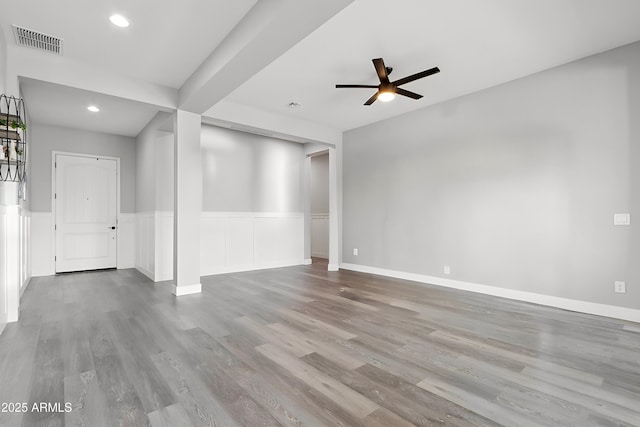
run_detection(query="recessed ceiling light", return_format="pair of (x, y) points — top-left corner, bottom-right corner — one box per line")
(109, 14), (130, 28)
(87, 105), (100, 112)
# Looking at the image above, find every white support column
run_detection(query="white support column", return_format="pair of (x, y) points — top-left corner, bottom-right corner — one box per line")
(328, 147), (339, 271)
(172, 110), (202, 296)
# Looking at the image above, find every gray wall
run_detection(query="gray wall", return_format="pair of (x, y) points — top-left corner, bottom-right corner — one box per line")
(310, 152), (329, 213)
(135, 124), (157, 213)
(30, 124), (136, 212)
(343, 41), (640, 310)
(201, 125), (304, 212)
(155, 132), (174, 212)
(135, 122), (173, 213)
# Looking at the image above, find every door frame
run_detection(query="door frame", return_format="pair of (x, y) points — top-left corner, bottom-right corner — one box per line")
(51, 151), (121, 272)
(307, 149), (330, 260)
(305, 145), (339, 271)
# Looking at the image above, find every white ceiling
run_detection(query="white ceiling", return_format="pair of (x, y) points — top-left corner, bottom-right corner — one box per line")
(0, 0), (257, 89)
(19, 78), (161, 137)
(3, 0), (640, 138)
(225, 0), (640, 131)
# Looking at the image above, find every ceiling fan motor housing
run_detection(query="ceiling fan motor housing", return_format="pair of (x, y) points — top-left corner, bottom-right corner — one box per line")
(380, 83), (396, 93)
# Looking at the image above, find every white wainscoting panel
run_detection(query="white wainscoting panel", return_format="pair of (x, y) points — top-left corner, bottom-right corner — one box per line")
(141, 211), (304, 279)
(19, 210), (31, 296)
(0, 205), (8, 331)
(135, 211), (173, 282)
(30, 212), (54, 277)
(311, 213), (329, 259)
(280, 216), (304, 263)
(135, 212), (155, 280)
(200, 212), (304, 276)
(117, 213), (135, 269)
(0, 206), (29, 324)
(200, 216), (226, 272)
(225, 216), (254, 269)
(155, 212), (173, 282)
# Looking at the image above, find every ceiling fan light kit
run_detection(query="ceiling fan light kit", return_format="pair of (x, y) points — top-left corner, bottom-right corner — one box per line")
(377, 90), (395, 102)
(336, 57), (439, 105)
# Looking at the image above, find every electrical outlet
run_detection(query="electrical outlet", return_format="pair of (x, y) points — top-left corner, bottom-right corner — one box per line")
(353, 248), (358, 256)
(615, 281), (626, 293)
(444, 265), (451, 275)
(613, 213), (631, 225)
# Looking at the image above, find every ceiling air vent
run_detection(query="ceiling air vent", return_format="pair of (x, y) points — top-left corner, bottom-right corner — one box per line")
(12, 25), (63, 55)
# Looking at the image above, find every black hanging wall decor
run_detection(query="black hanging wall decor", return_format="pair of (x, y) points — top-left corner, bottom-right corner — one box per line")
(0, 94), (27, 182)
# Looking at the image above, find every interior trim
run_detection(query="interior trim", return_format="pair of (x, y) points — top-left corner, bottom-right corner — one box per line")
(341, 263), (640, 323)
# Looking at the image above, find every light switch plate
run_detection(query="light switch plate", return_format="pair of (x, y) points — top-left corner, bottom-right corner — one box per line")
(613, 213), (631, 225)
(615, 281), (626, 293)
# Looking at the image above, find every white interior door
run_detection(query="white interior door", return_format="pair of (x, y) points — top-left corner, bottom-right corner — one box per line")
(55, 154), (117, 273)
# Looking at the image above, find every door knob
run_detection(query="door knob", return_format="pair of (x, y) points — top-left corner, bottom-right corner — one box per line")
(110, 226), (116, 230)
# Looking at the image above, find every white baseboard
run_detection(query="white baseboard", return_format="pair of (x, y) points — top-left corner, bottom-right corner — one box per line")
(172, 283), (202, 296)
(135, 265), (155, 281)
(340, 263), (640, 323)
(20, 276), (31, 298)
(311, 252), (328, 259)
(203, 260), (305, 276)
(328, 264), (340, 272)
(304, 258), (313, 265)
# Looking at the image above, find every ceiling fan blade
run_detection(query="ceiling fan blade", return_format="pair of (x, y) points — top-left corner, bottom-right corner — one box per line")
(396, 88), (423, 100)
(364, 92), (379, 105)
(392, 66), (440, 87)
(335, 84), (380, 88)
(372, 58), (389, 84)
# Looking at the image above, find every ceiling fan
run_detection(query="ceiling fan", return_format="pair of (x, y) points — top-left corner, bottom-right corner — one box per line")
(336, 58), (440, 105)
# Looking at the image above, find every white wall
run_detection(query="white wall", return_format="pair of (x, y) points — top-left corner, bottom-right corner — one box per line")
(343, 41), (640, 318)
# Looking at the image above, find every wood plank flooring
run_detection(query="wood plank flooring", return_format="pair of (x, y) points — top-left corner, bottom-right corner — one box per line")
(0, 260), (639, 426)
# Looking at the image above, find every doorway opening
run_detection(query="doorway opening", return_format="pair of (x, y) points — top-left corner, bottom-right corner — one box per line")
(310, 152), (329, 262)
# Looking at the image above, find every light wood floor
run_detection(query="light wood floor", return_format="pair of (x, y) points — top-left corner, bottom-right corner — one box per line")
(1, 260), (639, 426)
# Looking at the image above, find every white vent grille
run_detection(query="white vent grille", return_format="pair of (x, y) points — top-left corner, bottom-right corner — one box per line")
(12, 25), (63, 55)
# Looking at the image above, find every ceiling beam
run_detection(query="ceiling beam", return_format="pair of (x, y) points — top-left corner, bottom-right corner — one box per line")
(7, 45), (178, 110)
(203, 99), (342, 146)
(178, 0), (354, 114)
